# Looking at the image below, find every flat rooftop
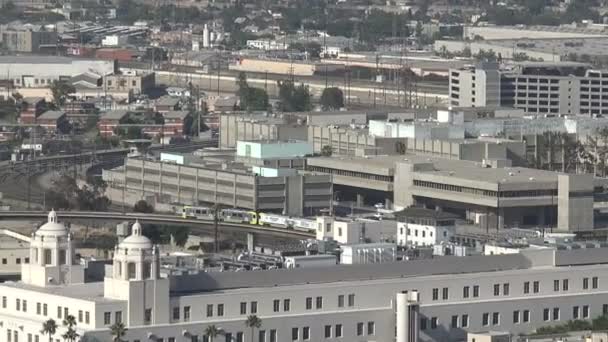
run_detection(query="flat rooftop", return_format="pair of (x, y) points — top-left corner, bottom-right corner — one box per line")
(481, 37), (608, 57)
(0, 281), (121, 303)
(308, 154), (560, 184)
(169, 247), (608, 294)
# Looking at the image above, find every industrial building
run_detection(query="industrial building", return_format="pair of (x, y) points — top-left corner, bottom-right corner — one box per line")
(6, 212), (608, 342)
(0, 25), (58, 53)
(103, 141), (332, 216)
(307, 154), (608, 231)
(449, 62), (608, 116)
(0, 56), (116, 88)
(219, 112), (308, 149)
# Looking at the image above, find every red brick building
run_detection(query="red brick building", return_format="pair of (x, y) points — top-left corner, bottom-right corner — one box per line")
(37, 111), (67, 133)
(98, 110), (129, 136)
(20, 97), (46, 124)
(163, 111), (192, 136)
(154, 97), (181, 114)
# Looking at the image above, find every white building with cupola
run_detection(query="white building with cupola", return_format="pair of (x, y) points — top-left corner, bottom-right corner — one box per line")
(5, 211), (608, 342)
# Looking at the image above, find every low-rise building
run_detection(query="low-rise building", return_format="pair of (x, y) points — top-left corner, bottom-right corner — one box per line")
(97, 110), (129, 136)
(104, 71), (155, 96)
(0, 56), (115, 88)
(307, 154), (607, 231)
(340, 243), (397, 264)
(103, 150), (332, 216)
(19, 97), (46, 124)
(315, 216), (397, 244)
(163, 111), (192, 136)
(369, 119), (465, 140)
(219, 112), (308, 148)
(5, 212), (608, 342)
(395, 208), (458, 247)
(155, 96), (181, 113)
(0, 26), (58, 53)
(0, 231), (30, 280)
(36, 110), (68, 133)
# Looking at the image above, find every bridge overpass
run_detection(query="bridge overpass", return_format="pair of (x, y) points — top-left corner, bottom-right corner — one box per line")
(0, 211), (315, 239)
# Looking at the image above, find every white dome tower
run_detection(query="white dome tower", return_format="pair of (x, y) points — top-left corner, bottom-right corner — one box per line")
(21, 210), (84, 287)
(104, 220), (169, 326)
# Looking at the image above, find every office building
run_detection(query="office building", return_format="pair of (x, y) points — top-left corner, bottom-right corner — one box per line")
(449, 62), (608, 116)
(307, 154), (608, 231)
(5, 212), (608, 341)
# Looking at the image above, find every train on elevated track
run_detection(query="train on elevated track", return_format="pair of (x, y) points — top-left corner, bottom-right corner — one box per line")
(180, 206), (317, 232)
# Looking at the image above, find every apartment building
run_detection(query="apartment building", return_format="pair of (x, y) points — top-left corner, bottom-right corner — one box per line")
(450, 62), (608, 116)
(5, 212), (608, 342)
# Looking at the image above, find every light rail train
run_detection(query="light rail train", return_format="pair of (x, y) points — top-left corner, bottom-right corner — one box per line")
(180, 206), (317, 232)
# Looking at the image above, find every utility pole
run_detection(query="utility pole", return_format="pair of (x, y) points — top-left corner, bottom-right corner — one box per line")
(216, 51), (221, 96)
(213, 205), (219, 253)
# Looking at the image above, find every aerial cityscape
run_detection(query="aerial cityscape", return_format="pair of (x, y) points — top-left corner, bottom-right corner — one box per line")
(4, 0), (608, 341)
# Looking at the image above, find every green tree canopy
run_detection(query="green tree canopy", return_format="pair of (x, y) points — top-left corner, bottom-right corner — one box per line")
(133, 199), (154, 213)
(50, 81), (76, 107)
(320, 87), (344, 111)
(236, 72), (269, 111)
(277, 80), (312, 112)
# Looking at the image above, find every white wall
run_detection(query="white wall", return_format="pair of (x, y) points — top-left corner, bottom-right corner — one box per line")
(397, 222), (454, 247)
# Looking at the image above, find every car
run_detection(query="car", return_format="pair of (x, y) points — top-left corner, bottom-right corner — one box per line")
(374, 203), (385, 209)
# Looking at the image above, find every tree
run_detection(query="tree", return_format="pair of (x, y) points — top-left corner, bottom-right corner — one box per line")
(204, 325), (222, 342)
(62, 315), (79, 342)
(45, 175), (110, 212)
(133, 199), (154, 213)
(321, 145), (333, 157)
(50, 81), (76, 107)
(236, 72), (269, 111)
(245, 315), (262, 342)
(41, 319), (58, 342)
(320, 87), (344, 111)
(110, 322), (128, 342)
(277, 80), (312, 112)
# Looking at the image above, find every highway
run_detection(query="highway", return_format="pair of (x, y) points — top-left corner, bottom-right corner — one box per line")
(0, 211), (315, 239)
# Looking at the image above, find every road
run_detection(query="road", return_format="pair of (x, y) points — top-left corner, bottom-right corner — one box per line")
(0, 211), (315, 239)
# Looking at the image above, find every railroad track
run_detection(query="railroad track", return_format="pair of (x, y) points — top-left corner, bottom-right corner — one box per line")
(0, 211), (315, 239)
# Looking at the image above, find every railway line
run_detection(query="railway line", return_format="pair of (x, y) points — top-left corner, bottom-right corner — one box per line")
(0, 211), (315, 239)
(0, 140), (218, 207)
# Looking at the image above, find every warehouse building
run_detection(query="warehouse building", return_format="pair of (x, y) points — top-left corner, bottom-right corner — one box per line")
(6, 213), (608, 342)
(0, 56), (116, 88)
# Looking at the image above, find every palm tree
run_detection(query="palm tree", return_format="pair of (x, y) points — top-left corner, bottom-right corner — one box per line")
(245, 315), (262, 342)
(62, 314), (79, 342)
(41, 319), (58, 342)
(204, 325), (222, 342)
(110, 322), (127, 342)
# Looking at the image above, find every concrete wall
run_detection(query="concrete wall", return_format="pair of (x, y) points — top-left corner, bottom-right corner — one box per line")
(557, 174), (594, 231)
